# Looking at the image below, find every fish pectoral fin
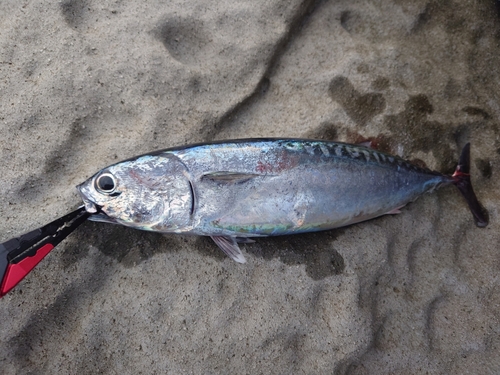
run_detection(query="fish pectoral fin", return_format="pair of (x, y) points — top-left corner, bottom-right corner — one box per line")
(210, 235), (247, 264)
(201, 171), (260, 184)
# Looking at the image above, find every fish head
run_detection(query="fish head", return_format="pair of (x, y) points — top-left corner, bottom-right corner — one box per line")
(77, 154), (194, 232)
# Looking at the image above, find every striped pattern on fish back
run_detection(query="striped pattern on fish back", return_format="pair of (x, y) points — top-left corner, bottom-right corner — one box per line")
(279, 140), (442, 176)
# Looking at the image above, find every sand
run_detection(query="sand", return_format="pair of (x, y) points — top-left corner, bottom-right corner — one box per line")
(1, 0), (499, 373)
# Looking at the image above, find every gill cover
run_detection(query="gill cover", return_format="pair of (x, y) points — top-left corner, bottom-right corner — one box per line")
(78, 153), (194, 232)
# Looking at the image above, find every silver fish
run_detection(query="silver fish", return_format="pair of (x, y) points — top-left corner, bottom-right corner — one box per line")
(77, 139), (488, 263)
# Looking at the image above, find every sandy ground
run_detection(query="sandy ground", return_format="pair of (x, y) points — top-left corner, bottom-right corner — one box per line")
(1, 0), (499, 373)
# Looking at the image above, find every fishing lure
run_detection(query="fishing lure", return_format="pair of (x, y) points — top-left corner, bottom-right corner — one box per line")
(0, 139), (488, 297)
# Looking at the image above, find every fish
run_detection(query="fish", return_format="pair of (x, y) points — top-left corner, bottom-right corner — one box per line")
(77, 139), (489, 263)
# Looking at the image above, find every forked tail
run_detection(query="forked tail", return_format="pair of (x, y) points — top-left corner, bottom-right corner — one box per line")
(452, 143), (489, 227)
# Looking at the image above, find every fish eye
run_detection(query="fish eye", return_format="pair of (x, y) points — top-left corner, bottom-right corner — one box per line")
(95, 173), (117, 194)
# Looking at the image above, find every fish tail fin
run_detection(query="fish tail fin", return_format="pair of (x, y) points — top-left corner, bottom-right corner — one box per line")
(451, 143), (489, 227)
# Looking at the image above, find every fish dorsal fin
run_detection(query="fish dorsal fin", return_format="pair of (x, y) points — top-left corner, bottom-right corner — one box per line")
(202, 171), (259, 184)
(210, 235), (246, 263)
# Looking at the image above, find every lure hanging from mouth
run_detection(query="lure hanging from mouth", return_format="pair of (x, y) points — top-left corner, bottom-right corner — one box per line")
(76, 139), (489, 263)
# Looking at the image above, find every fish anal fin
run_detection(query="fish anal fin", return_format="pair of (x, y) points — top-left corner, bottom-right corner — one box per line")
(202, 171), (259, 184)
(386, 205), (405, 215)
(235, 237), (255, 244)
(210, 236), (247, 263)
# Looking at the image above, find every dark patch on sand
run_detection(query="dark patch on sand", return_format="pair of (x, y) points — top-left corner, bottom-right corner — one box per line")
(304, 122), (338, 141)
(384, 94), (457, 172)
(60, 220), (181, 269)
(329, 76), (386, 127)
(462, 106), (490, 119)
(475, 158), (492, 178)
(60, 0), (90, 29)
(246, 231), (346, 280)
(154, 17), (211, 66)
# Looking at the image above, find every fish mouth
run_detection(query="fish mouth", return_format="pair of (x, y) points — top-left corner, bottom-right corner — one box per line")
(76, 184), (100, 214)
(81, 198), (100, 214)
(76, 183), (117, 224)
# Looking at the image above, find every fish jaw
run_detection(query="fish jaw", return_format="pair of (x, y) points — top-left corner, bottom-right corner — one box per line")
(87, 212), (119, 225)
(77, 184), (121, 224)
(76, 182), (99, 214)
(81, 197), (99, 214)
